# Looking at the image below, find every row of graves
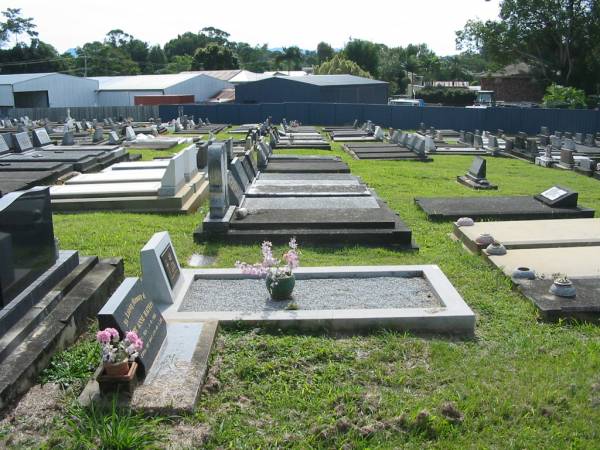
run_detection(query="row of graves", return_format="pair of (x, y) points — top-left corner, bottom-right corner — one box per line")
(195, 137), (416, 247)
(79, 228), (476, 412)
(0, 128), (134, 196)
(172, 110), (229, 135)
(343, 129), (435, 161)
(416, 181), (600, 322)
(0, 186), (124, 409)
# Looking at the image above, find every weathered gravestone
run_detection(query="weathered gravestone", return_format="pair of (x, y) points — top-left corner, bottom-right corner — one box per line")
(62, 131), (75, 146)
(93, 127), (104, 143)
(97, 277), (166, 376)
(32, 128), (52, 147)
(125, 126), (136, 142)
(457, 156), (497, 190)
(140, 231), (184, 305)
(12, 132), (34, 153)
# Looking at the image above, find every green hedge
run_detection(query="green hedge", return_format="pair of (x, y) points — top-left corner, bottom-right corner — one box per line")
(417, 88), (476, 106)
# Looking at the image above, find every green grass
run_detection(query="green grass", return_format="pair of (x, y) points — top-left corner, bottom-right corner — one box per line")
(49, 130), (600, 448)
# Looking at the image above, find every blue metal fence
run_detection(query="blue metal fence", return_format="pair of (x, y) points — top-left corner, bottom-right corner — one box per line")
(159, 103), (600, 134)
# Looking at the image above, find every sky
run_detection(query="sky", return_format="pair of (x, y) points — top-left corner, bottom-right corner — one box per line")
(8, 0), (501, 56)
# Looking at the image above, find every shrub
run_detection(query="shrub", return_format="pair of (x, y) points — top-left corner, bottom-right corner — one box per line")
(417, 87), (476, 106)
(543, 83), (587, 109)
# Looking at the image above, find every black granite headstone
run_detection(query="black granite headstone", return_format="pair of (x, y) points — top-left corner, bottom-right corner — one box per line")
(227, 171), (244, 206)
(12, 132), (33, 153)
(534, 186), (578, 208)
(160, 244), (180, 289)
(0, 187), (56, 307)
(97, 277), (167, 377)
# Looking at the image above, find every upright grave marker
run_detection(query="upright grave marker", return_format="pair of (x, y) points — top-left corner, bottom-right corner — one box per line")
(140, 231), (184, 305)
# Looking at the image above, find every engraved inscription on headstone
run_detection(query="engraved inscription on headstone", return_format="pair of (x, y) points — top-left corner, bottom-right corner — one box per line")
(98, 277), (167, 376)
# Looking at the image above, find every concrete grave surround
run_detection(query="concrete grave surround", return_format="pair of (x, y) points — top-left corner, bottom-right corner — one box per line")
(141, 231), (186, 305)
(454, 218), (600, 253)
(160, 265), (475, 336)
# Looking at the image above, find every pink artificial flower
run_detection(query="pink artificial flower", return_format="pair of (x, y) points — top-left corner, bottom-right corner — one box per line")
(106, 328), (120, 342)
(135, 338), (144, 351)
(125, 331), (139, 343)
(96, 330), (111, 344)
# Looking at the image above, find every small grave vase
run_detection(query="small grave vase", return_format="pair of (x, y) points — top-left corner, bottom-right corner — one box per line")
(512, 267), (536, 280)
(475, 233), (495, 246)
(98, 361), (139, 395)
(266, 274), (296, 300)
(455, 217), (475, 227)
(103, 359), (131, 377)
(549, 279), (576, 298)
(485, 242), (507, 256)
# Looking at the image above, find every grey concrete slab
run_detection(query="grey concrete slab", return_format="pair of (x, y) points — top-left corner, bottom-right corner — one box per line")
(245, 184), (371, 197)
(454, 218), (600, 253)
(486, 246), (600, 279)
(241, 196), (380, 210)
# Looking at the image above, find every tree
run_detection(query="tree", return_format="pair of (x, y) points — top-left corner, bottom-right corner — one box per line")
(543, 83), (587, 108)
(317, 42), (334, 64)
(1, 8), (37, 46)
(164, 32), (204, 59)
(157, 55), (192, 74)
(0, 38), (67, 73)
(191, 43), (238, 70)
(75, 41), (140, 76)
(147, 45), (167, 73)
(235, 43), (272, 72)
(456, 0), (600, 93)
(313, 54), (371, 78)
(343, 39), (380, 76)
(275, 46), (303, 71)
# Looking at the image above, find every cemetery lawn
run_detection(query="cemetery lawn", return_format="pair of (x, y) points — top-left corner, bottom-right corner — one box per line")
(47, 133), (600, 448)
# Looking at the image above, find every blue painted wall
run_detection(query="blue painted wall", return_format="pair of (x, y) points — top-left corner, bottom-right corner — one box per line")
(159, 103), (600, 134)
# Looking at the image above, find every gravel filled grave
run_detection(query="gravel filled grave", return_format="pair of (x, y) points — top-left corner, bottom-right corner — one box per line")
(178, 276), (443, 312)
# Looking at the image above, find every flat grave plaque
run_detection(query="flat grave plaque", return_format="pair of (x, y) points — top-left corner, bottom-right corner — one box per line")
(534, 186), (577, 207)
(160, 245), (180, 289)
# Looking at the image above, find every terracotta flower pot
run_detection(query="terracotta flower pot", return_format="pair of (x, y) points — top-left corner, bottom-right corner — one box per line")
(266, 274), (295, 301)
(103, 360), (130, 377)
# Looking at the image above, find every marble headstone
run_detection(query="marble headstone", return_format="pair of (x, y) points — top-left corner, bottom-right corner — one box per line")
(140, 231), (184, 305)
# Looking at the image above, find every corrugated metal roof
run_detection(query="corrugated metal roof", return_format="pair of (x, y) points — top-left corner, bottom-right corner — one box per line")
(272, 75), (387, 86)
(0, 72), (54, 85)
(185, 70), (242, 81)
(91, 73), (206, 90)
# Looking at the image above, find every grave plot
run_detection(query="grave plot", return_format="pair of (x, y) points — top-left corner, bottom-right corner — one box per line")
(195, 142), (416, 247)
(453, 218), (600, 253)
(256, 140), (349, 173)
(484, 246), (600, 279)
(434, 131), (502, 156)
(49, 145), (208, 213)
(343, 131), (433, 161)
(415, 186), (594, 221)
(0, 186), (123, 410)
(516, 277), (600, 323)
(29, 129), (121, 152)
(120, 126), (192, 149)
(457, 156), (497, 190)
(270, 129), (331, 150)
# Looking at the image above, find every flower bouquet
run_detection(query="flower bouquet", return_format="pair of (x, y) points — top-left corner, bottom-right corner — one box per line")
(96, 328), (143, 377)
(236, 238), (300, 300)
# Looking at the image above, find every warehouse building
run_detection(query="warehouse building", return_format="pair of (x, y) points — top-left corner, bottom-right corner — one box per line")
(0, 73), (98, 108)
(235, 75), (389, 104)
(92, 73), (230, 106)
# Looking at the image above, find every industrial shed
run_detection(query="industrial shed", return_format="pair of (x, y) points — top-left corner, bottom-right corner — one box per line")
(92, 73), (230, 106)
(0, 73), (98, 108)
(235, 75), (389, 104)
